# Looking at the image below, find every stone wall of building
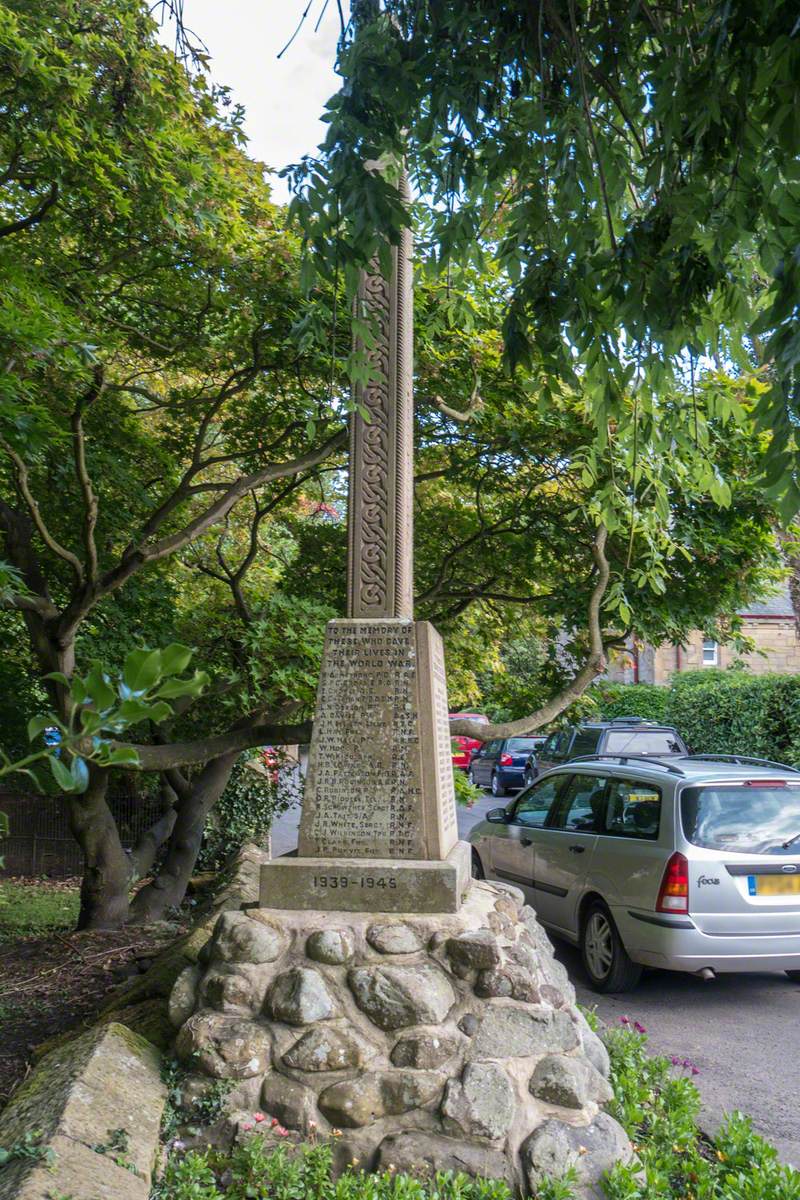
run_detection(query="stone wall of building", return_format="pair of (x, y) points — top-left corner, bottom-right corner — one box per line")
(651, 618), (800, 684)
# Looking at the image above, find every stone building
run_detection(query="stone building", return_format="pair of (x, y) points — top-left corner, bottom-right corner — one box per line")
(609, 583), (800, 684)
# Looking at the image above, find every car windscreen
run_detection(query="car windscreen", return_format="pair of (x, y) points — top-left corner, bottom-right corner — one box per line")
(604, 730), (683, 755)
(507, 738), (539, 752)
(680, 784), (800, 854)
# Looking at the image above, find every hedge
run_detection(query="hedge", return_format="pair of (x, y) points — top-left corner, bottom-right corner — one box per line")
(593, 671), (800, 767)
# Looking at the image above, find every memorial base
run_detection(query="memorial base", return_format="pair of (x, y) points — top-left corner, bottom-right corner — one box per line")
(259, 842), (470, 914)
(169, 881), (632, 1199)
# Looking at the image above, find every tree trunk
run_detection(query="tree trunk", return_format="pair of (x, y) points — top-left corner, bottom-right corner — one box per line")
(67, 766), (131, 929)
(128, 752), (238, 924)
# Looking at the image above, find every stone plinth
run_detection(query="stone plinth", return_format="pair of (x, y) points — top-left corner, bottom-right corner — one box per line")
(298, 618), (457, 863)
(169, 882), (631, 1199)
(260, 842), (470, 914)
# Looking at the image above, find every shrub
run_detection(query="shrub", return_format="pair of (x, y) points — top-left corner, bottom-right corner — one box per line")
(591, 682), (671, 724)
(592, 674), (800, 766)
(667, 672), (800, 765)
(196, 756), (295, 873)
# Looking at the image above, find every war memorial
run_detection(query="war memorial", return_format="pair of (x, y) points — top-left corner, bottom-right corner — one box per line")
(169, 175), (631, 1199)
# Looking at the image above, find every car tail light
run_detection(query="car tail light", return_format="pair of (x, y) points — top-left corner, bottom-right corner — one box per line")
(500, 753), (513, 766)
(656, 852), (690, 914)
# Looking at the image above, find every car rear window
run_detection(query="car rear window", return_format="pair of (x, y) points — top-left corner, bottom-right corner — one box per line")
(681, 784), (800, 854)
(604, 729), (683, 754)
(507, 738), (539, 752)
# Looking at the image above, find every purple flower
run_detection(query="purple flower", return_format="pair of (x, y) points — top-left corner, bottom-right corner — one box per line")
(691, 1066), (700, 1076)
(619, 1016), (630, 1025)
(671, 1056), (681, 1066)
(683, 1059), (692, 1069)
(634, 1021), (647, 1034)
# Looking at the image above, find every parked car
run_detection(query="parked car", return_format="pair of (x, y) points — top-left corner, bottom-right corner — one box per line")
(450, 713), (490, 770)
(531, 716), (687, 780)
(467, 735), (543, 796)
(469, 752), (800, 992)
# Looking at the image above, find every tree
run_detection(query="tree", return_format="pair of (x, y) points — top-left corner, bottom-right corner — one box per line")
(289, 0), (800, 519)
(0, 0), (347, 928)
(0, 0), (785, 931)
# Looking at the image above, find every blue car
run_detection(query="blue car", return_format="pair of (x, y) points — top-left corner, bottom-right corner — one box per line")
(467, 736), (544, 797)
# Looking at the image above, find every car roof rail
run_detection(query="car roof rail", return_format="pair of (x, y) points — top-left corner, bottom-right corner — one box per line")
(678, 753), (800, 774)
(569, 754), (687, 776)
(608, 715), (647, 724)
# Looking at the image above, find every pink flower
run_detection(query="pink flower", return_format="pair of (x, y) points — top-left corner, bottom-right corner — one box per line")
(691, 1066), (700, 1076)
(619, 1015), (630, 1025)
(271, 1118), (280, 1128)
(242, 1123), (254, 1133)
(254, 1113), (265, 1123)
(277, 1127), (290, 1138)
(634, 1021), (647, 1034)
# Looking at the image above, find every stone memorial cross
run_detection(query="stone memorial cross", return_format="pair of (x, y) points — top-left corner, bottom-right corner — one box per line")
(261, 173), (469, 913)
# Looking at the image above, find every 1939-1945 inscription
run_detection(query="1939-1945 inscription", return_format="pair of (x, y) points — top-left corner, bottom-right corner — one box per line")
(296, 618), (457, 863)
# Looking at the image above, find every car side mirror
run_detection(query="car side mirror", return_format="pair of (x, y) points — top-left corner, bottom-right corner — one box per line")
(486, 807), (508, 824)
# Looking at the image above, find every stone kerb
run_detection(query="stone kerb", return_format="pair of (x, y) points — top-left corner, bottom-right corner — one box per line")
(169, 881), (631, 1198)
(0, 1023), (166, 1200)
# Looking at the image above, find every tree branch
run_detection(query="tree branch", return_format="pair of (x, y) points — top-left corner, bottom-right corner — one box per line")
(71, 366), (105, 584)
(0, 182), (59, 239)
(0, 441), (84, 583)
(450, 524), (611, 739)
(115, 720), (313, 771)
(428, 365), (483, 423)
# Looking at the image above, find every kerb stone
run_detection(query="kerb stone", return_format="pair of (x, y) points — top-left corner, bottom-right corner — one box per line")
(0, 1022), (164, 1200)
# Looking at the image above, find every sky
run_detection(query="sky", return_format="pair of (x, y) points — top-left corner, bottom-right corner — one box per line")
(159, 0), (350, 202)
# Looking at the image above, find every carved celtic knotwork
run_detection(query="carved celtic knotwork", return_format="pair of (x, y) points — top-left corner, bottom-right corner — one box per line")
(347, 175), (414, 620)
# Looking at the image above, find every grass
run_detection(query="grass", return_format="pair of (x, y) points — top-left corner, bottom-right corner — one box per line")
(0, 879), (80, 939)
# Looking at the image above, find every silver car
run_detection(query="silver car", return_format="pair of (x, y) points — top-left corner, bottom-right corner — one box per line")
(468, 753), (800, 992)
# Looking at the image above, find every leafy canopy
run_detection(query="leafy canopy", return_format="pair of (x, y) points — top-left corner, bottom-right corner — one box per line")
(289, 0), (800, 516)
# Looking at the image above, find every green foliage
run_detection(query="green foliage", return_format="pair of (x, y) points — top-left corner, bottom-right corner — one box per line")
(0, 1129), (54, 1168)
(667, 671), (800, 765)
(160, 1058), (234, 1145)
(291, 1), (800, 516)
(0, 880), (80, 938)
(91, 1128), (139, 1176)
(2, 645), (208, 793)
(603, 1026), (800, 1200)
(154, 1141), (515, 1200)
(197, 758), (292, 873)
(599, 673), (800, 765)
(453, 765), (483, 809)
(590, 683), (671, 724)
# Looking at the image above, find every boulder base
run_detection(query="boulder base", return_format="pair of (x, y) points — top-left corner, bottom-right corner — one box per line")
(170, 881), (630, 1198)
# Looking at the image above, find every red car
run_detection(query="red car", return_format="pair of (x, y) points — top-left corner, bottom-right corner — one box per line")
(450, 713), (489, 770)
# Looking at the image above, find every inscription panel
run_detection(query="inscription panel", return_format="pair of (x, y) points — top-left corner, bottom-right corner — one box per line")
(298, 619), (457, 863)
(299, 621), (427, 860)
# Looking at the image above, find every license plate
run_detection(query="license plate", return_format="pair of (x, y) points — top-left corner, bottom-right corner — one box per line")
(748, 874), (800, 896)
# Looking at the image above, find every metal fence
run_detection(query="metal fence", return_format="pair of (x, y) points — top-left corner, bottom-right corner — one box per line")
(0, 786), (164, 877)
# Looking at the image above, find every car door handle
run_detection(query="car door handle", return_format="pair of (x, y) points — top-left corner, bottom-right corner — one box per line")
(520, 837), (534, 847)
(568, 844), (586, 854)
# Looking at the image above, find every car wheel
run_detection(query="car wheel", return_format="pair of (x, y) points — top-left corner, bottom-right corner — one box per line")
(581, 902), (642, 993)
(471, 850), (485, 880)
(467, 766), (477, 786)
(785, 970), (800, 982)
(491, 772), (506, 798)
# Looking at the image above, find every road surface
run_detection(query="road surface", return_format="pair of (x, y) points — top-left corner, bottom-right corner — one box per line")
(269, 791), (800, 1164)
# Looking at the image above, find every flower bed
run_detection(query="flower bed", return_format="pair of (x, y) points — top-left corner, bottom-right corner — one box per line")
(151, 1021), (800, 1199)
